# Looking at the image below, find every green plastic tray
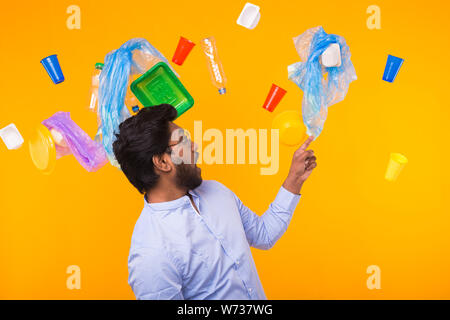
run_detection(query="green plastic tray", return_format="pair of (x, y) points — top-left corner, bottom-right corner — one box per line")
(130, 62), (194, 118)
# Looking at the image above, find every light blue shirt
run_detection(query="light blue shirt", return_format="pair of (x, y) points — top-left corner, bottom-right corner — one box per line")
(128, 180), (301, 300)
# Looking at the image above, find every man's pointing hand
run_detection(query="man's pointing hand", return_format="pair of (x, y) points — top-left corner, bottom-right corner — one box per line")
(282, 136), (317, 194)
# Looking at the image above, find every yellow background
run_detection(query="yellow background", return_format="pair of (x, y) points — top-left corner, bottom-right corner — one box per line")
(0, 0), (449, 299)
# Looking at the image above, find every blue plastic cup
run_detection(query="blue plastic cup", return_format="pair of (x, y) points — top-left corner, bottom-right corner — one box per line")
(382, 55), (404, 83)
(40, 54), (65, 84)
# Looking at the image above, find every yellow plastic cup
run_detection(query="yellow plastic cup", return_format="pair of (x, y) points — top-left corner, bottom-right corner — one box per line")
(385, 153), (408, 182)
(272, 110), (307, 146)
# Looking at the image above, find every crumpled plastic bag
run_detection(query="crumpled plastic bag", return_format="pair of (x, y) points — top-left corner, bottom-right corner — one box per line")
(288, 26), (357, 138)
(42, 112), (108, 172)
(97, 38), (176, 168)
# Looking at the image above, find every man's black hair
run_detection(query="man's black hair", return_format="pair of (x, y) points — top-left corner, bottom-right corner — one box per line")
(113, 104), (178, 194)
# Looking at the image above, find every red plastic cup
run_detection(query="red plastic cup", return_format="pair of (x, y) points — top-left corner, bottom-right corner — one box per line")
(172, 36), (196, 66)
(262, 84), (287, 112)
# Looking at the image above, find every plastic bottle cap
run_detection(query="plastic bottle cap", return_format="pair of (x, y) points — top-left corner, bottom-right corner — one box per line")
(95, 62), (104, 70)
(132, 106), (140, 113)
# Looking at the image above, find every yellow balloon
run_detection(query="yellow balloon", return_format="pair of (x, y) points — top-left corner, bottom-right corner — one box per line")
(272, 111), (307, 146)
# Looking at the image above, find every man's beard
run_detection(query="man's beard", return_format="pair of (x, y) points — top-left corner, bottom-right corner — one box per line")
(175, 163), (202, 191)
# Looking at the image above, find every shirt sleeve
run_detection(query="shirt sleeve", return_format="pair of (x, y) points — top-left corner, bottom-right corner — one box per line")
(128, 247), (184, 300)
(232, 186), (301, 250)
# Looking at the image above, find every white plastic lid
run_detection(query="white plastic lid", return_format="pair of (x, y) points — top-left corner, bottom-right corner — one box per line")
(321, 43), (342, 67)
(237, 3), (261, 30)
(0, 123), (24, 150)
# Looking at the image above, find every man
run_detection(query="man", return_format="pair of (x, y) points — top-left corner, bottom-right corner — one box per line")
(113, 104), (317, 300)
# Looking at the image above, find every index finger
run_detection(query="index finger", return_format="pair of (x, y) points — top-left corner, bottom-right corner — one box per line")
(298, 136), (314, 152)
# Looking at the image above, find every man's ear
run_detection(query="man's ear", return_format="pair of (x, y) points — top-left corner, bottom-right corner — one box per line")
(152, 153), (173, 173)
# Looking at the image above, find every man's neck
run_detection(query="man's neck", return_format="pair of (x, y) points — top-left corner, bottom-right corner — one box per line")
(146, 181), (188, 204)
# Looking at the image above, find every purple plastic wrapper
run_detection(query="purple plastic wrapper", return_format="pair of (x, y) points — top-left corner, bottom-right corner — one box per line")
(42, 112), (108, 172)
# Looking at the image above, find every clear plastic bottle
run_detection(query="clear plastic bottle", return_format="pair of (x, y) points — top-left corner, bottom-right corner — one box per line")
(124, 74), (142, 114)
(201, 37), (227, 94)
(88, 62), (104, 112)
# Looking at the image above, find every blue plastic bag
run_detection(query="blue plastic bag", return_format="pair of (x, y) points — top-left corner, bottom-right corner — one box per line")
(288, 26), (357, 138)
(97, 38), (176, 167)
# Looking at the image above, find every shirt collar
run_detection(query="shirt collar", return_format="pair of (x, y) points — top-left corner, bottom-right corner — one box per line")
(144, 189), (198, 211)
(188, 189), (199, 198)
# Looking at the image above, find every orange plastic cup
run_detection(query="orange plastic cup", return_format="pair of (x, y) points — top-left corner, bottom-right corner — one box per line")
(172, 36), (196, 66)
(262, 84), (287, 112)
